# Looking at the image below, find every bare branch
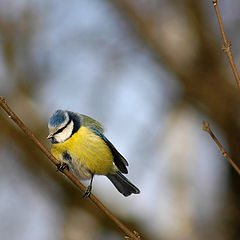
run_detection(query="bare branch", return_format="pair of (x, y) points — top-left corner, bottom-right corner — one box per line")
(201, 1), (240, 177)
(212, 0), (240, 87)
(202, 121), (240, 175)
(0, 96), (141, 240)
(125, 231), (141, 239)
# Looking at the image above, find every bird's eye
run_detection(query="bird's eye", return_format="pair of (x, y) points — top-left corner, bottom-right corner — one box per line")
(50, 137), (58, 144)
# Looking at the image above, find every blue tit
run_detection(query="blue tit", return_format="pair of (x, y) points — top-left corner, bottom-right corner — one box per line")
(47, 110), (140, 197)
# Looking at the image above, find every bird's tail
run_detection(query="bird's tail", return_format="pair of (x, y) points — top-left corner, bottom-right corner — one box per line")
(106, 171), (140, 197)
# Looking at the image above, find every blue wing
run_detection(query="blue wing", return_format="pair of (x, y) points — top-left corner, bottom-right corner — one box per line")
(90, 127), (129, 174)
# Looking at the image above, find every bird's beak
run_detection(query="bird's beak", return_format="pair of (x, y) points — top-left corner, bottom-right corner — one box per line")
(47, 133), (53, 139)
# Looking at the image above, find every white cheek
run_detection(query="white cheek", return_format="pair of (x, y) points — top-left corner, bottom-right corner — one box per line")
(55, 121), (74, 143)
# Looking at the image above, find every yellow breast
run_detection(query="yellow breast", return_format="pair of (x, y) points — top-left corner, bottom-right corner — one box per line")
(51, 126), (115, 175)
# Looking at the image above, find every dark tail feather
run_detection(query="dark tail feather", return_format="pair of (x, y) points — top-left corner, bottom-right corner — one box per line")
(107, 171), (140, 197)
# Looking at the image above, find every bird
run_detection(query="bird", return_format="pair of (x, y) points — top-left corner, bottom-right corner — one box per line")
(47, 110), (140, 198)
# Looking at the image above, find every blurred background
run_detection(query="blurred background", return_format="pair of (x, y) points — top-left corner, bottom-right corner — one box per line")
(0, 0), (240, 239)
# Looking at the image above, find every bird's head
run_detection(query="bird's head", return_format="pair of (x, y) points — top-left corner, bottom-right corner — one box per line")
(47, 110), (74, 143)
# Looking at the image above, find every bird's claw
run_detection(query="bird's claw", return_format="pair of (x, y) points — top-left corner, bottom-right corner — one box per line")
(83, 185), (92, 198)
(56, 162), (69, 172)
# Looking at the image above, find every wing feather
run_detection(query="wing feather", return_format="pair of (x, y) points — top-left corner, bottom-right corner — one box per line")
(80, 114), (128, 173)
(89, 127), (128, 174)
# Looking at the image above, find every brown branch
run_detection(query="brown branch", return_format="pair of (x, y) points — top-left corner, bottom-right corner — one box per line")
(212, 0), (240, 88)
(201, 1), (240, 177)
(202, 120), (240, 175)
(0, 96), (141, 240)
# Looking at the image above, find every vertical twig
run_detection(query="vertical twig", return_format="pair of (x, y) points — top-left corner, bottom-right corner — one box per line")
(0, 96), (141, 240)
(205, 1), (240, 177)
(212, 0), (240, 87)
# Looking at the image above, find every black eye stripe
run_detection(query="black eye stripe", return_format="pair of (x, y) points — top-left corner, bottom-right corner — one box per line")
(54, 118), (71, 135)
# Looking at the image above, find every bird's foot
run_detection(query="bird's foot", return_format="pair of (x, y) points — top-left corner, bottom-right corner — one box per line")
(56, 162), (69, 172)
(83, 185), (92, 198)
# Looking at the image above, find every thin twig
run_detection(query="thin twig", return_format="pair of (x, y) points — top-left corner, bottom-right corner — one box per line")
(202, 121), (240, 175)
(0, 96), (141, 240)
(212, 0), (240, 88)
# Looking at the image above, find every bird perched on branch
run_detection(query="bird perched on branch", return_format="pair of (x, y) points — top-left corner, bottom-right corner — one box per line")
(47, 110), (140, 197)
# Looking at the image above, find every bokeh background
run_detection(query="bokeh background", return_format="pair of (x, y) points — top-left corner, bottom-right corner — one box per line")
(1, 0), (240, 239)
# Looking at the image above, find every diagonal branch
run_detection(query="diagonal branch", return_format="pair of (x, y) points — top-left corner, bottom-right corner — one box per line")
(212, 0), (240, 87)
(0, 96), (141, 240)
(202, 121), (240, 175)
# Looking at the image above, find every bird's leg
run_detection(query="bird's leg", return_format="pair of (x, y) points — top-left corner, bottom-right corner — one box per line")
(84, 173), (94, 198)
(56, 162), (70, 172)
